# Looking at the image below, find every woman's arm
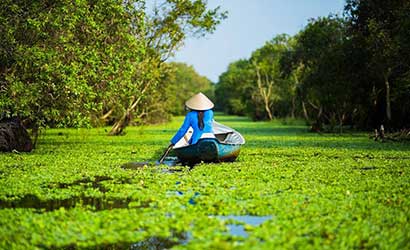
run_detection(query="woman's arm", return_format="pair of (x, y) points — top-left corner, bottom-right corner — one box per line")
(171, 113), (192, 145)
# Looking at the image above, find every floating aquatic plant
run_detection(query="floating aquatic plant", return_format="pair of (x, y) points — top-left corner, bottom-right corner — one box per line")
(0, 115), (409, 249)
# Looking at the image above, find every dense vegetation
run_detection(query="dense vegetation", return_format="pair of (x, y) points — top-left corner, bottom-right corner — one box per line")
(215, 0), (410, 132)
(1, 1), (408, 249)
(158, 62), (214, 118)
(0, 0), (225, 136)
(2, 0), (408, 137)
(1, 114), (409, 249)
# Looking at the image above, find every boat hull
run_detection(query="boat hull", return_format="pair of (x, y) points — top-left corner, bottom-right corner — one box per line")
(173, 138), (241, 165)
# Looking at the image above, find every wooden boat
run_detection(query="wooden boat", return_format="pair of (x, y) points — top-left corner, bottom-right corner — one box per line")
(173, 121), (245, 165)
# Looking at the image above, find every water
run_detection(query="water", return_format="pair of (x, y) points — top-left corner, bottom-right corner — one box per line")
(90, 215), (272, 249)
(129, 215), (272, 249)
(60, 233), (189, 250)
(0, 193), (145, 211)
(121, 157), (180, 170)
(165, 190), (200, 205)
(217, 215), (273, 237)
(129, 233), (188, 250)
(0, 176), (141, 211)
(49, 214), (271, 249)
(158, 156), (179, 167)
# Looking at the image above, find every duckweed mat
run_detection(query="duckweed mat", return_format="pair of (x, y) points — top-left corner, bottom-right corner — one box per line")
(1, 115), (409, 249)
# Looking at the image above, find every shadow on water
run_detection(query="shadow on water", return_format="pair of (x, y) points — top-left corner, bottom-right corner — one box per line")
(1, 165), (195, 212)
(50, 175), (115, 190)
(48, 232), (188, 250)
(0, 176), (151, 211)
(129, 233), (188, 250)
(62, 215), (273, 249)
(121, 157), (192, 171)
(0, 193), (148, 211)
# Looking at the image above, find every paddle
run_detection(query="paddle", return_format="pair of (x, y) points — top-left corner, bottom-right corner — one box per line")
(121, 144), (174, 169)
(158, 143), (174, 164)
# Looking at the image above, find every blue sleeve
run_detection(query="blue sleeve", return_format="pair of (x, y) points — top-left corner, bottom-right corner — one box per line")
(208, 110), (214, 122)
(204, 110), (214, 132)
(171, 114), (191, 145)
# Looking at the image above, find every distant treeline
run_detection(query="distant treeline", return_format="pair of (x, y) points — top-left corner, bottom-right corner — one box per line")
(0, 0), (224, 139)
(215, 0), (410, 132)
(1, 0), (409, 138)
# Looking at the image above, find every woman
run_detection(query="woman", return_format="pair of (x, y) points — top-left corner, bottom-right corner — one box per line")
(170, 92), (214, 146)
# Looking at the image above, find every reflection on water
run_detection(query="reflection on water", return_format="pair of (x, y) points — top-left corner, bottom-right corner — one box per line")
(55, 233), (189, 250)
(0, 175), (142, 211)
(217, 215), (272, 237)
(0, 193), (143, 211)
(121, 157), (181, 171)
(41, 215), (269, 249)
(158, 157), (179, 167)
(129, 233), (188, 250)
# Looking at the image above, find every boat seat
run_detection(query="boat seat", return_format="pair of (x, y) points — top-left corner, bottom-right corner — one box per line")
(215, 132), (232, 143)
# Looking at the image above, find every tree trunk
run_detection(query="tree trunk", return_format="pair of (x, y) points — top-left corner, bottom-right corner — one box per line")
(108, 79), (154, 135)
(254, 62), (274, 120)
(311, 105), (323, 132)
(109, 110), (131, 135)
(302, 101), (309, 122)
(264, 99), (273, 120)
(100, 108), (114, 121)
(384, 74), (392, 122)
(0, 118), (33, 152)
(338, 113), (345, 134)
(291, 96), (296, 118)
(32, 125), (39, 149)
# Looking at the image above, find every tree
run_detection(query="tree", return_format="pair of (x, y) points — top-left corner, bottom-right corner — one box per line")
(290, 16), (354, 131)
(161, 62), (213, 116)
(0, 0), (147, 143)
(345, 0), (410, 129)
(136, 61), (214, 125)
(215, 35), (296, 121)
(250, 34), (292, 120)
(214, 1), (410, 131)
(107, 0), (226, 135)
(215, 59), (253, 116)
(0, 0), (226, 141)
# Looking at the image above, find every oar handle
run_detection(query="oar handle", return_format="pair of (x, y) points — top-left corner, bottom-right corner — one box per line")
(158, 144), (173, 164)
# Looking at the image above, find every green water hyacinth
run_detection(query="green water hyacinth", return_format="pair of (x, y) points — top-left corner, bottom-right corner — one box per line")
(0, 115), (409, 249)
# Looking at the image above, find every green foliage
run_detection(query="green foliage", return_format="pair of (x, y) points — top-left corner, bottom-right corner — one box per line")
(249, 34), (294, 120)
(0, 0), (226, 134)
(291, 16), (355, 130)
(1, 115), (409, 249)
(103, 0), (226, 135)
(345, 0), (410, 128)
(215, 35), (295, 121)
(216, 1), (410, 131)
(161, 62), (214, 116)
(215, 59), (253, 116)
(0, 0), (147, 129)
(130, 62), (214, 125)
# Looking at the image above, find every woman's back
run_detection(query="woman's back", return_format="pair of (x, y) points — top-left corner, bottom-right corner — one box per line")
(171, 109), (214, 145)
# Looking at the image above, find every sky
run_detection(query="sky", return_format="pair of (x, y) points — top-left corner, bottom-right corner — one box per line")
(170, 0), (346, 83)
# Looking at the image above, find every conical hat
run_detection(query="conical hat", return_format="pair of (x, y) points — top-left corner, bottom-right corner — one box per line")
(185, 92), (214, 111)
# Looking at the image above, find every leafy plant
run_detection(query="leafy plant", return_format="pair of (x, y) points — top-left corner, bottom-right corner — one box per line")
(1, 114), (409, 249)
